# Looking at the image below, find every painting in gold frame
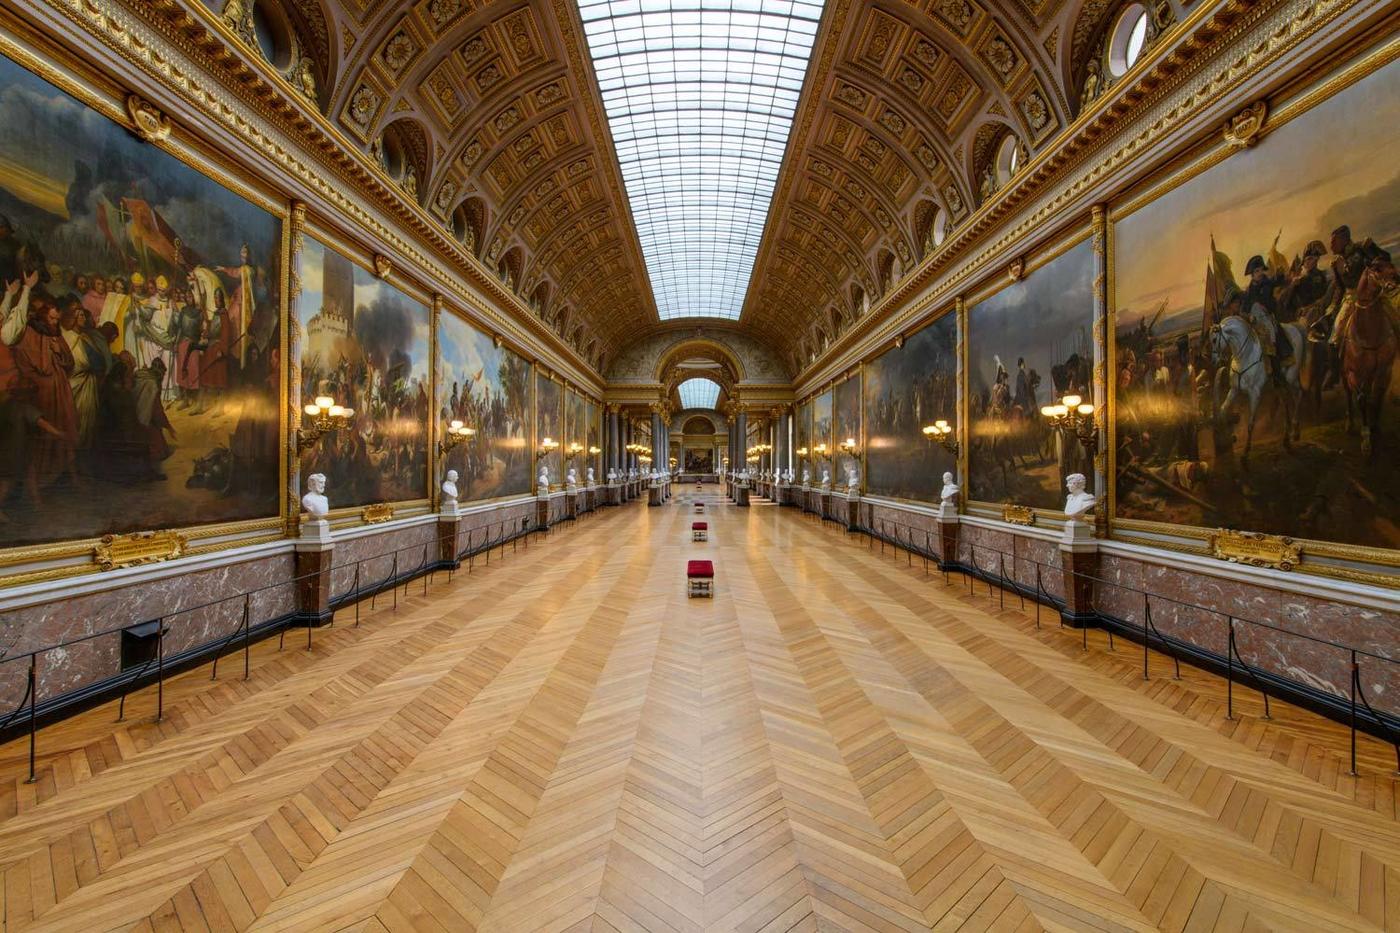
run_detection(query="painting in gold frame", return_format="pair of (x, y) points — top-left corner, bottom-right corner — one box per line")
(1112, 59), (1400, 552)
(0, 49), (283, 550)
(296, 235), (430, 506)
(437, 311), (531, 502)
(535, 370), (563, 487)
(865, 312), (958, 502)
(967, 238), (1094, 509)
(832, 375), (861, 489)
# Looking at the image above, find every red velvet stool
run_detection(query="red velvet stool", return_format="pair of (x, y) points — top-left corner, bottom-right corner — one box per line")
(691, 521), (708, 542)
(687, 559), (714, 597)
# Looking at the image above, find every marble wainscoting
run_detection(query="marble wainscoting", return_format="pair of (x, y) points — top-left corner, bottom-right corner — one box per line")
(451, 499), (539, 557)
(1095, 551), (1400, 719)
(0, 547), (295, 708)
(327, 520), (441, 601)
(956, 520), (1067, 603)
(856, 499), (1399, 721)
(861, 500), (944, 560)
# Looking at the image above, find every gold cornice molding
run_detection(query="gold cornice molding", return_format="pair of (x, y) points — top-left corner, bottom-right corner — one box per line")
(792, 0), (1377, 394)
(22, 0), (604, 394)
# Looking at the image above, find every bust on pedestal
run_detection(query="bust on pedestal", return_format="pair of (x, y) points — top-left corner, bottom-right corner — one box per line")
(296, 473), (334, 623)
(537, 465), (550, 498)
(300, 473), (331, 543)
(586, 466), (596, 488)
(440, 469), (460, 516)
(938, 472), (960, 520)
(844, 464), (860, 496)
(1061, 472), (1098, 545)
(820, 468), (832, 491)
(801, 467), (810, 487)
(1058, 473), (1099, 626)
(566, 467), (579, 492)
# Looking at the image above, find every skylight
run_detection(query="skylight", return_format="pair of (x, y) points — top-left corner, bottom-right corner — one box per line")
(578, 0), (825, 320)
(677, 378), (721, 410)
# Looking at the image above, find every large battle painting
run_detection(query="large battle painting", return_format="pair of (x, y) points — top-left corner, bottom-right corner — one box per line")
(565, 388), (588, 483)
(438, 313), (531, 501)
(968, 239), (1094, 508)
(795, 399), (811, 479)
(865, 313), (958, 501)
(1114, 62), (1400, 549)
(812, 390), (832, 484)
(298, 237), (429, 505)
(832, 376), (861, 488)
(584, 397), (602, 481)
(536, 373), (562, 486)
(0, 54), (282, 548)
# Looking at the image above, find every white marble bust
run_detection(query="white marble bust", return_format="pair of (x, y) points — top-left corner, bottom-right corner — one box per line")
(844, 464), (859, 494)
(1063, 472), (1098, 526)
(939, 472), (960, 506)
(302, 472), (328, 520)
(441, 469), (459, 512)
(300, 473), (330, 541)
(801, 467), (810, 485)
(586, 466), (595, 485)
(566, 467), (579, 489)
(537, 465), (550, 495)
(820, 468), (831, 489)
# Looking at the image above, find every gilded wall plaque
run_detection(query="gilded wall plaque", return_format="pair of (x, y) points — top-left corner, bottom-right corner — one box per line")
(94, 531), (188, 572)
(1208, 529), (1301, 571)
(362, 504), (396, 524)
(1003, 505), (1035, 526)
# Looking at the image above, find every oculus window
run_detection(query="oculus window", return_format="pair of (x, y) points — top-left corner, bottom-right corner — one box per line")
(579, 0), (825, 320)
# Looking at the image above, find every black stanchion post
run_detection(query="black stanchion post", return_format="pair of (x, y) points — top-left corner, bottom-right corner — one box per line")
(156, 621), (165, 722)
(1226, 617), (1235, 720)
(1349, 651), (1358, 776)
(24, 655), (37, 784)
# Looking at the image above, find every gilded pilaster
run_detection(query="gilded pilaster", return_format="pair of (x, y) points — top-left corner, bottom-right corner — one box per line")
(955, 296), (968, 508)
(1091, 204), (1109, 538)
(284, 199), (307, 538)
(429, 294), (443, 509)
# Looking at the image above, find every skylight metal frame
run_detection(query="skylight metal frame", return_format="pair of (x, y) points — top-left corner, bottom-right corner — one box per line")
(677, 378), (722, 410)
(578, 0), (824, 321)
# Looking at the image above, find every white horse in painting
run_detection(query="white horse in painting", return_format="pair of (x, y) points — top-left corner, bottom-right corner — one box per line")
(1209, 313), (1305, 460)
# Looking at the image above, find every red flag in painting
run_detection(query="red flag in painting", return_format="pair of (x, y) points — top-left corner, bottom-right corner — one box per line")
(122, 197), (180, 267)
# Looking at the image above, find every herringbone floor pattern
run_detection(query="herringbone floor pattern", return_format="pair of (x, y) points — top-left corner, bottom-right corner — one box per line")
(1, 493), (1398, 932)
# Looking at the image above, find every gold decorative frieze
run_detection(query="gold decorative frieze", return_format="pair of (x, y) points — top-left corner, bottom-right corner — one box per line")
(94, 531), (188, 572)
(1003, 505), (1035, 526)
(1208, 529), (1301, 572)
(125, 94), (171, 142)
(1223, 100), (1268, 148)
(362, 503), (396, 524)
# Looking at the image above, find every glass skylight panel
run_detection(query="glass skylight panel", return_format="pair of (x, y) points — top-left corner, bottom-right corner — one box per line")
(579, 0), (825, 320)
(678, 378), (721, 410)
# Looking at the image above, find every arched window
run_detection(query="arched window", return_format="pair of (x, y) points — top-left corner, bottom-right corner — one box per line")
(1107, 4), (1150, 78)
(995, 134), (1021, 186)
(931, 209), (948, 248)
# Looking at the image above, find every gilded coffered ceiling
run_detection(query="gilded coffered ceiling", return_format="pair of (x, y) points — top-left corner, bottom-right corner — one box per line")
(739, 0), (1185, 372)
(204, 0), (1183, 374)
(254, 0), (657, 368)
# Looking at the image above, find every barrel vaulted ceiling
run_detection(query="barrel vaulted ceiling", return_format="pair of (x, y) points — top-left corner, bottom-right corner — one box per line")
(224, 0), (1175, 373)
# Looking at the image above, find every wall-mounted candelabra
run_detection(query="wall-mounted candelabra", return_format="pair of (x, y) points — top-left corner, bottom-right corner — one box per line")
(536, 436), (560, 461)
(838, 437), (858, 456)
(922, 419), (958, 457)
(1041, 394), (1098, 456)
(565, 442), (584, 462)
(440, 419), (475, 454)
(298, 395), (354, 454)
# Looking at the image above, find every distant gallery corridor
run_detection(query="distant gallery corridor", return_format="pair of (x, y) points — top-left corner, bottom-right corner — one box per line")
(1, 494), (1397, 932)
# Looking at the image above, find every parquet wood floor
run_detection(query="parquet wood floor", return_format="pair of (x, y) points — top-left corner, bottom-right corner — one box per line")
(1, 496), (1397, 932)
